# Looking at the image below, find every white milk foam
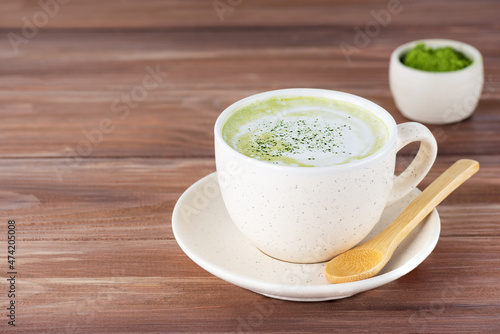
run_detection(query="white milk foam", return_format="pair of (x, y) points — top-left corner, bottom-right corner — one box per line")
(223, 97), (389, 167)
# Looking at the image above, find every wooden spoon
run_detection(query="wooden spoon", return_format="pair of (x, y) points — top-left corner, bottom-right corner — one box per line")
(324, 159), (479, 284)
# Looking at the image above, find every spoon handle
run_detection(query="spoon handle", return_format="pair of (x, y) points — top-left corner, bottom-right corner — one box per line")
(366, 159), (479, 254)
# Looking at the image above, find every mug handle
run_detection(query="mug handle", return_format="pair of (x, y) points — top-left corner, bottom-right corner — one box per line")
(386, 122), (438, 206)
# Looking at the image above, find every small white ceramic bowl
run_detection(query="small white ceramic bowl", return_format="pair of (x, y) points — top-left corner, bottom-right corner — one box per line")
(389, 39), (483, 125)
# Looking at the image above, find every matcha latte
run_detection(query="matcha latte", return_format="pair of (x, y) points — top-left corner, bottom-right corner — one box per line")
(222, 96), (389, 167)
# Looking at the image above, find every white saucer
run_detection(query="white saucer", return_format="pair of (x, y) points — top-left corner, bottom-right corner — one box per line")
(172, 172), (440, 302)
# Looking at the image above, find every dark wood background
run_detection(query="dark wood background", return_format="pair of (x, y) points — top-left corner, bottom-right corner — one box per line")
(0, 0), (499, 332)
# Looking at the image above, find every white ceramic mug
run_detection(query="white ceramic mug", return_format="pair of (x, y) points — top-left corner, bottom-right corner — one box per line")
(214, 89), (437, 263)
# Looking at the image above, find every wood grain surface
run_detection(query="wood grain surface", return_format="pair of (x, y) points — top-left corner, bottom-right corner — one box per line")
(0, 0), (499, 333)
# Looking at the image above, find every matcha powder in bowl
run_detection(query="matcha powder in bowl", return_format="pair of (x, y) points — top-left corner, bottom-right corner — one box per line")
(389, 39), (483, 125)
(401, 43), (472, 72)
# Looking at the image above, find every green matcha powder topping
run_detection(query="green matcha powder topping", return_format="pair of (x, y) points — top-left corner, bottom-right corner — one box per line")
(402, 43), (472, 72)
(248, 118), (351, 162)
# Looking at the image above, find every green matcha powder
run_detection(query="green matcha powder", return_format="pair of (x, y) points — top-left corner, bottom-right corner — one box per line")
(402, 43), (472, 72)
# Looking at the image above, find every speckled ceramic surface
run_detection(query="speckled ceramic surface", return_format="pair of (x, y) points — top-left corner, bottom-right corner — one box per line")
(214, 89), (437, 263)
(172, 172), (440, 302)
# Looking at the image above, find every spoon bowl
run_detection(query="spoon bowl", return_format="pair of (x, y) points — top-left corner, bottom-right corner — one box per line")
(325, 248), (384, 284)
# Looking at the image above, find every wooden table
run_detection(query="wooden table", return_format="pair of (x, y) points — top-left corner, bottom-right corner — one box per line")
(1, 1), (499, 332)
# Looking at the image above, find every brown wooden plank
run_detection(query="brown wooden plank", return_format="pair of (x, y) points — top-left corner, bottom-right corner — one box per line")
(0, 0), (499, 29)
